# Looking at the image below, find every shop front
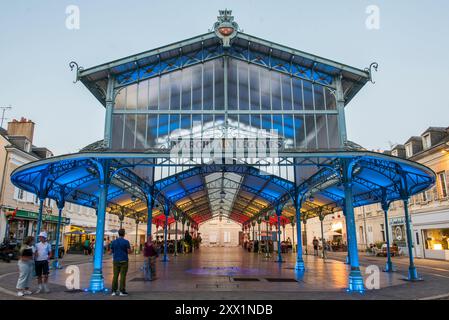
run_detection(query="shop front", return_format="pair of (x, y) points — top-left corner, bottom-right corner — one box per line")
(411, 210), (449, 260)
(2, 206), (70, 243)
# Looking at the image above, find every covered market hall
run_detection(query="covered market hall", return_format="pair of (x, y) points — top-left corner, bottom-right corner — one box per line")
(10, 11), (435, 293)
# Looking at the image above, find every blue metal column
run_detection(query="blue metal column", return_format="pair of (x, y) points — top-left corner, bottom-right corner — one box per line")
(181, 216), (186, 254)
(265, 218), (270, 258)
(52, 200), (65, 269)
(275, 205), (283, 263)
(162, 203), (169, 262)
(303, 218), (308, 255)
(89, 162), (110, 292)
(291, 220), (296, 253)
(35, 197), (45, 243)
(146, 196), (154, 237)
(343, 209), (351, 265)
(319, 212), (326, 259)
(295, 198), (305, 271)
(403, 197), (420, 280)
(342, 160), (364, 292)
(381, 200), (395, 272)
(174, 218), (178, 257)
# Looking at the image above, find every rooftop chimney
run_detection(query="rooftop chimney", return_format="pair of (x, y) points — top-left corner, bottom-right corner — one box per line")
(7, 118), (35, 143)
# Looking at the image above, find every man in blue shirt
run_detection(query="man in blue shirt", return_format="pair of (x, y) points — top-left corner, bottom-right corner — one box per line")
(109, 229), (132, 296)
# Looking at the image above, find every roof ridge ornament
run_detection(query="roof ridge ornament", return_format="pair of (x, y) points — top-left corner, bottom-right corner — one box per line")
(213, 9), (240, 47)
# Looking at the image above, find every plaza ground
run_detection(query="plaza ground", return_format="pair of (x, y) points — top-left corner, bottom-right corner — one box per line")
(1, 247), (449, 300)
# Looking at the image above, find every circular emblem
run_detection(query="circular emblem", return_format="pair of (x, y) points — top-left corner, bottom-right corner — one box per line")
(213, 9), (240, 47)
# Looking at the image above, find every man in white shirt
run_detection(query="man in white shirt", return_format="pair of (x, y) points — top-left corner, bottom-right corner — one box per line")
(34, 231), (52, 293)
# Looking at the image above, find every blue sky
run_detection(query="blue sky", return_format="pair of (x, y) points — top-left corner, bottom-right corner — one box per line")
(0, 1), (448, 154)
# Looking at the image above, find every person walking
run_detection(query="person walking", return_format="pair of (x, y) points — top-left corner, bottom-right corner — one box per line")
(16, 236), (35, 297)
(83, 238), (90, 255)
(143, 235), (158, 281)
(34, 232), (52, 293)
(312, 237), (319, 256)
(109, 229), (132, 296)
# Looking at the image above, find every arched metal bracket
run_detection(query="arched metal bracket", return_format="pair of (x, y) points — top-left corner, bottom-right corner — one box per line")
(69, 61), (83, 83)
(365, 62), (379, 84)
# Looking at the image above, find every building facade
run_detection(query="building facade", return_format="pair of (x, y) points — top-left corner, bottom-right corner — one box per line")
(0, 118), (140, 251)
(304, 126), (449, 260)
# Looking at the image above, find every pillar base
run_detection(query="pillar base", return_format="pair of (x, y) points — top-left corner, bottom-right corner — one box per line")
(347, 269), (365, 293)
(295, 260), (305, 271)
(89, 270), (104, 292)
(404, 266), (422, 281)
(52, 260), (63, 270)
(383, 262), (396, 273)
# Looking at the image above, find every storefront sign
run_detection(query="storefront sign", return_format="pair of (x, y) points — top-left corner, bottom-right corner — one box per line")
(389, 217), (405, 226)
(3, 207), (70, 224)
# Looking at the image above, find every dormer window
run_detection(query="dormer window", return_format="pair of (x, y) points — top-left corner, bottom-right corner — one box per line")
(391, 149), (398, 157)
(405, 143), (413, 158)
(423, 133), (431, 150)
(23, 140), (31, 153)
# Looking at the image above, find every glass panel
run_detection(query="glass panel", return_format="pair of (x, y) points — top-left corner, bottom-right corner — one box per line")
(238, 62), (249, 110)
(115, 88), (126, 110)
(146, 114), (158, 147)
(181, 68), (191, 110)
(157, 114), (169, 142)
(327, 115), (339, 148)
(192, 114), (202, 137)
(314, 84), (325, 110)
(261, 114), (272, 136)
(294, 115), (305, 148)
(281, 75), (292, 110)
(250, 65), (260, 110)
(303, 81), (314, 110)
(148, 78), (158, 110)
(250, 114), (261, 131)
(237, 114), (249, 137)
(283, 115), (294, 148)
(123, 114), (136, 148)
(316, 115), (328, 149)
(137, 81), (149, 110)
(169, 114), (180, 137)
(273, 114), (283, 139)
(304, 115), (317, 149)
(170, 71), (181, 110)
(228, 59), (238, 110)
(292, 78), (303, 110)
(192, 65), (202, 110)
(111, 114), (124, 149)
(203, 62), (214, 110)
(135, 114), (146, 148)
(271, 72), (281, 110)
(159, 76), (169, 110)
(324, 87), (336, 110)
(126, 84), (137, 110)
(260, 68), (271, 110)
(214, 59), (224, 110)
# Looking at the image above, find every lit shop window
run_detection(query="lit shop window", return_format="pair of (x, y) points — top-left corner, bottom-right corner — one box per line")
(424, 229), (449, 250)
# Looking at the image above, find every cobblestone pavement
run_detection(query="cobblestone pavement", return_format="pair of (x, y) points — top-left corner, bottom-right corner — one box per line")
(0, 248), (448, 300)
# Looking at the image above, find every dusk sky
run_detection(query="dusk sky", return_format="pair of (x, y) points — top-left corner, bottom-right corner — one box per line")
(1, 1), (448, 155)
